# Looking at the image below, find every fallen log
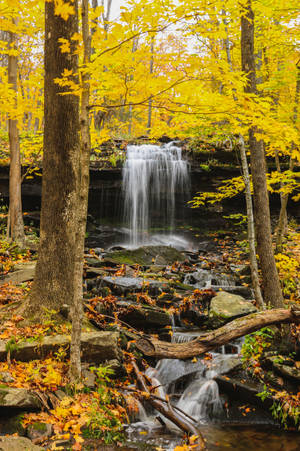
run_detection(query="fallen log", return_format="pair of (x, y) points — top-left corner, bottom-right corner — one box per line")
(132, 360), (206, 450)
(136, 306), (300, 359)
(120, 385), (198, 425)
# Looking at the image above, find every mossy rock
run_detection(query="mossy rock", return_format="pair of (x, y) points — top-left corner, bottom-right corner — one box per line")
(104, 246), (185, 266)
(209, 291), (257, 327)
(27, 421), (52, 441)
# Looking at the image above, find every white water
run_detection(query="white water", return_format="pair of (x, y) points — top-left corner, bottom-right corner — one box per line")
(132, 333), (244, 431)
(122, 142), (190, 247)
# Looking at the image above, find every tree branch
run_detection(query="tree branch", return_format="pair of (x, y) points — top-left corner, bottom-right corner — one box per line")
(135, 306), (300, 359)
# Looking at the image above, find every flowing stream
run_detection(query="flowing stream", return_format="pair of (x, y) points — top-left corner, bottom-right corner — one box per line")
(115, 142), (300, 449)
(122, 142), (190, 247)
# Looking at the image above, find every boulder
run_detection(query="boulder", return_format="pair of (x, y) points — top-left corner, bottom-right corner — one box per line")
(100, 276), (167, 295)
(0, 437), (43, 451)
(265, 356), (300, 383)
(103, 300), (172, 330)
(27, 422), (53, 441)
(104, 245), (185, 266)
(0, 387), (42, 410)
(0, 262), (36, 285)
(209, 291), (257, 326)
(0, 331), (120, 363)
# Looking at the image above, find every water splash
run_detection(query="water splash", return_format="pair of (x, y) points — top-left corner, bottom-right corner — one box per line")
(184, 269), (235, 288)
(122, 142), (189, 246)
(176, 379), (222, 423)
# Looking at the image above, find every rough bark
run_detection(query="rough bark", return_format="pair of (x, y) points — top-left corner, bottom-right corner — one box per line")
(8, 21), (25, 246)
(238, 136), (264, 309)
(241, 0), (283, 308)
(222, 10), (263, 308)
(24, 1), (80, 317)
(275, 64), (300, 252)
(69, 0), (91, 382)
(135, 306), (300, 359)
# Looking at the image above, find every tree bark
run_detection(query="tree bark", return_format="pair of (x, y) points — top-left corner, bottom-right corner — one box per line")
(69, 0), (91, 383)
(275, 64), (300, 253)
(238, 136), (264, 309)
(222, 9), (263, 308)
(8, 21), (25, 246)
(135, 306), (300, 359)
(147, 36), (154, 133)
(241, 0), (283, 308)
(24, 1), (80, 317)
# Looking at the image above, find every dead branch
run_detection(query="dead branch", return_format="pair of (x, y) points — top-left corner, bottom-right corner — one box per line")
(131, 360), (206, 450)
(135, 307), (300, 359)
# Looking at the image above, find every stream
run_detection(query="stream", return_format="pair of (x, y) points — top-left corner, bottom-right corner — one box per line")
(91, 142), (299, 450)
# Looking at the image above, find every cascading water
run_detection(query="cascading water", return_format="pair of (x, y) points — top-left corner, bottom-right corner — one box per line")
(122, 142), (190, 247)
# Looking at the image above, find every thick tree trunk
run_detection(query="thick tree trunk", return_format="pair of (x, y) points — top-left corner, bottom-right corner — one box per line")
(25, 1), (80, 317)
(241, 0), (283, 308)
(8, 23), (24, 246)
(222, 11), (263, 308)
(69, 0), (91, 383)
(276, 64), (300, 253)
(135, 306), (300, 359)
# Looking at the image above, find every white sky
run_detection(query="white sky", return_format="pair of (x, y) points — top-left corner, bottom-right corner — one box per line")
(108, 0), (126, 20)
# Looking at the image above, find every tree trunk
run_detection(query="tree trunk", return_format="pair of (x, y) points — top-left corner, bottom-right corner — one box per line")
(241, 0), (283, 308)
(276, 64), (300, 253)
(238, 136), (264, 309)
(69, 0), (91, 383)
(8, 21), (24, 246)
(24, 1), (80, 318)
(135, 306), (300, 359)
(147, 36), (154, 133)
(222, 10), (263, 308)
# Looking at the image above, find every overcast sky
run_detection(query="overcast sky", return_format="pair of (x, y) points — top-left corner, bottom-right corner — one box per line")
(108, 0), (126, 20)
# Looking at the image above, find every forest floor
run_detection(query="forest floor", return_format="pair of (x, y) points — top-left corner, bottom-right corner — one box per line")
(0, 224), (299, 450)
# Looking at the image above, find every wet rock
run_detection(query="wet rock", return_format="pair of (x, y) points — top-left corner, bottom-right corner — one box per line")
(100, 276), (167, 296)
(184, 269), (236, 289)
(85, 267), (107, 278)
(0, 436), (43, 451)
(0, 332), (120, 363)
(104, 245), (185, 266)
(85, 257), (103, 267)
(0, 387), (42, 410)
(265, 356), (300, 383)
(210, 285), (253, 299)
(206, 355), (241, 377)
(209, 291), (257, 327)
(115, 301), (172, 330)
(198, 241), (217, 253)
(27, 422), (53, 441)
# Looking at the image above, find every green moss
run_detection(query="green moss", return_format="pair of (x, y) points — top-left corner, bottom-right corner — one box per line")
(31, 422), (47, 432)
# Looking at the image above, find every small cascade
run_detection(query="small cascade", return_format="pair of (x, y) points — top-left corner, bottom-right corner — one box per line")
(176, 379), (222, 423)
(122, 142), (190, 246)
(184, 269), (235, 289)
(172, 330), (202, 343)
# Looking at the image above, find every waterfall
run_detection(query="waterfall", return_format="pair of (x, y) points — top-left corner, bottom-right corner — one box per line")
(122, 142), (189, 246)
